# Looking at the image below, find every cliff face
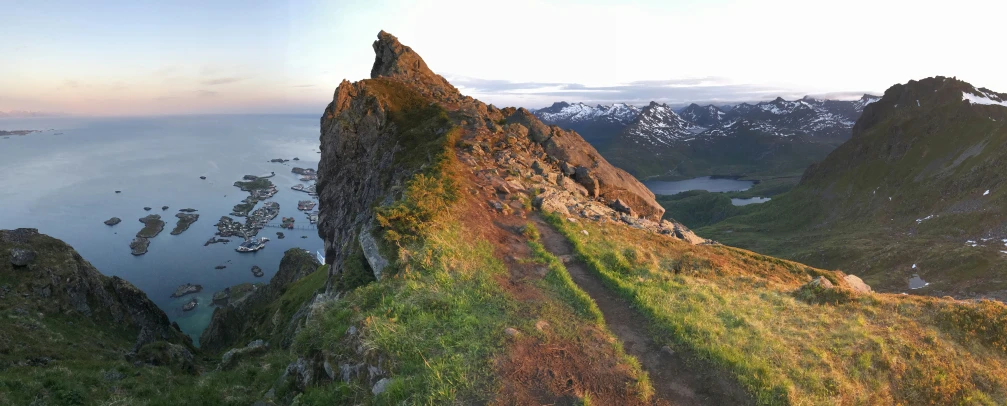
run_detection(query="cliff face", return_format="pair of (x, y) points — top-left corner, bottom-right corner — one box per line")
(317, 31), (669, 292)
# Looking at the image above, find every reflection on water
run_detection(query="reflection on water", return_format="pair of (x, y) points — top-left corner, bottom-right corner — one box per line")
(909, 274), (930, 289)
(644, 176), (755, 195)
(731, 197), (771, 206)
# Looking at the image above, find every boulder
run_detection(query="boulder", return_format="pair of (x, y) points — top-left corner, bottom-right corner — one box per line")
(251, 265), (264, 277)
(143, 207), (152, 211)
(808, 276), (834, 289)
(161, 206), (169, 211)
(844, 275), (872, 293)
(372, 378), (391, 396)
(9, 248), (36, 267)
(104, 217), (122, 226)
(359, 225), (389, 280)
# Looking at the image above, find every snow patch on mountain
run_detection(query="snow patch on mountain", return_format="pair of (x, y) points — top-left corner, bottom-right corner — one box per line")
(536, 102), (641, 124)
(963, 89), (1007, 107)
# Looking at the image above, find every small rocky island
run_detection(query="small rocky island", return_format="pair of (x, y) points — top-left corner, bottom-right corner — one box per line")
(182, 298), (198, 312)
(250, 265), (263, 277)
(130, 215), (165, 255)
(0, 130), (39, 137)
(143, 207), (152, 211)
(104, 217), (121, 226)
(129, 238), (149, 256)
(171, 283), (202, 298)
(170, 213), (199, 235)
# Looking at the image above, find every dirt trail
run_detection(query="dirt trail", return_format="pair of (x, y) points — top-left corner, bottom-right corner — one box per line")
(533, 217), (754, 406)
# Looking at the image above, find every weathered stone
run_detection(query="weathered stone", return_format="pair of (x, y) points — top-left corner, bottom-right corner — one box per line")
(9, 248), (35, 267)
(358, 225), (388, 281)
(372, 378), (391, 396)
(808, 276), (834, 289)
(611, 199), (634, 216)
(844, 275), (872, 293)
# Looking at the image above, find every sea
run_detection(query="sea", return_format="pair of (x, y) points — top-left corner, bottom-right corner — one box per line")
(0, 115), (325, 343)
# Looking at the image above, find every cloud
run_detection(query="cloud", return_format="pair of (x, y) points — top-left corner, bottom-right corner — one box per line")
(291, 84), (316, 88)
(195, 90), (218, 97)
(200, 77), (245, 86)
(62, 80), (80, 89)
(446, 75), (823, 108)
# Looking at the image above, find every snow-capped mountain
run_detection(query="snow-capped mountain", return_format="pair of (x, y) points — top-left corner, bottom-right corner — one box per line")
(622, 102), (705, 146)
(532, 102), (641, 147)
(533, 94), (881, 178)
(678, 104), (726, 127)
(535, 102), (640, 124)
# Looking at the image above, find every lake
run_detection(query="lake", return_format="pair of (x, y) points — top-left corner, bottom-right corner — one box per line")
(0, 115), (325, 343)
(644, 176), (755, 195)
(731, 197), (772, 206)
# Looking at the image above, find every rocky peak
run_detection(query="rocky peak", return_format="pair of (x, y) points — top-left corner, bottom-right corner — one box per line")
(368, 30), (460, 101)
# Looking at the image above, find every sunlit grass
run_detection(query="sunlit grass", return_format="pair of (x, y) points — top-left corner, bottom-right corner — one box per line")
(546, 213), (1007, 405)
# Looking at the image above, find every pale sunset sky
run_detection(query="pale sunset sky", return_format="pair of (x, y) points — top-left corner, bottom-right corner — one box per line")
(2, 0), (1004, 116)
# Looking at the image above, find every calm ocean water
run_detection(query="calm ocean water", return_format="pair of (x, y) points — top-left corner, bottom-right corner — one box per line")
(0, 115), (325, 343)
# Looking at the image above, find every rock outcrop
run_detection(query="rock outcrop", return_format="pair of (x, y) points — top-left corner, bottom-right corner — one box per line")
(200, 248), (320, 352)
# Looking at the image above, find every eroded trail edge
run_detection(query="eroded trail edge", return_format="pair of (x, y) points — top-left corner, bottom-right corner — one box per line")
(533, 216), (754, 406)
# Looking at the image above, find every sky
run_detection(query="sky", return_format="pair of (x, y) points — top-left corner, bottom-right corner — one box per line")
(2, 0), (1005, 116)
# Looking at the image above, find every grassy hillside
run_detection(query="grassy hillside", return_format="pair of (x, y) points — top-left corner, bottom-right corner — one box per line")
(547, 213), (1007, 404)
(699, 77), (1007, 297)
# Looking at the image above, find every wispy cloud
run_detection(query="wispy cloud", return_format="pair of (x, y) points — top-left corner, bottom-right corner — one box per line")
(446, 76), (821, 107)
(291, 84), (316, 88)
(200, 77), (245, 86)
(195, 90), (218, 97)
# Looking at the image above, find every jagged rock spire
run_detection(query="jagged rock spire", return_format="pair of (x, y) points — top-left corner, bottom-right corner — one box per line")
(369, 31), (457, 98)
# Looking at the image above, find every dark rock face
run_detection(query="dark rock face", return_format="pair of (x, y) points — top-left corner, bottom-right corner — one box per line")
(200, 249), (319, 352)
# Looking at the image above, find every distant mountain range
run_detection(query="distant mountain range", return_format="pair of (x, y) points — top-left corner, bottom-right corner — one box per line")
(534, 95), (880, 179)
(0, 110), (64, 118)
